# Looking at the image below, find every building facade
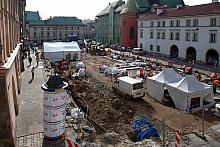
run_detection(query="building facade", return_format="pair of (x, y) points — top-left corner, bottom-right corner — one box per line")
(0, 0), (26, 146)
(120, 0), (185, 48)
(82, 19), (96, 40)
(96, 0), (125, 44)
(138, 2), (220, 65)
(26, 11), (85, 45)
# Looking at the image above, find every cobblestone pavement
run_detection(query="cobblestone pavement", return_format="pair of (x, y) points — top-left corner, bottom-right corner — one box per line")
(16, 53), (44, 137)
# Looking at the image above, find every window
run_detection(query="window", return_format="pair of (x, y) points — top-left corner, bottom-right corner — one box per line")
(54, 32), (56, 37)
(47, 27), (50, 30)
(123, 21), (126, 26)
(140, 43), (143, 48)
(185, 32), (191, 41)
(150, 44), (153, 51)
(54, 27), (56, 30)
(34, 27), (37, 31)
(41, 27), (43, 30)
(193, 19), (198, 26)
(65, 32), (68, 36)
(150, 21), (154, 27)
(150, 30), (154, 39)
(47, 32), (50, 37)
(170, 32), (174, 40)
(162, 32), (165, 39)
(176, 20), (180, 27)
(140, 29), (143, 38)
(210, 18), (217, 26)
(71, 27), (74, 30)
(210, 32), (217, 43)
(34, 32), (36, 37)
(192, 32), (198, 42)
(170, 20), (174, 27)
(77, 27), (80, 30)
(59, 31), (62, 37)
(186, 19), (191, 27)
(157, 45), (160, 52)
(175, 32), (180, 40)
(157, 21), (161, 27)
(162, 21), (165, 27)
(41, 32), (44, 37)
(157, 32), (160, 39)
(129, 27), (135, 39)
(140, 22), (143, 27)
(65, 27), (68, 30)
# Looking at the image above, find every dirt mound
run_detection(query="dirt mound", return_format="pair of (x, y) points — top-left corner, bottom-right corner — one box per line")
(68, 79), (135, 134)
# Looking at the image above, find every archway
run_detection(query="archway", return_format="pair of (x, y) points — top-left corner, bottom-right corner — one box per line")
(206, 49), (219, 66)
(170, 45), (179, 58)
(186, 47), (197, 61)
(12, 76), (18, 115)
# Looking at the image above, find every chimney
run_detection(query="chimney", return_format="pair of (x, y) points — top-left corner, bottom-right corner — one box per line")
(157, 9), (164, 16)
(176, 5), (183, 9)
(212, 0), (219, 2)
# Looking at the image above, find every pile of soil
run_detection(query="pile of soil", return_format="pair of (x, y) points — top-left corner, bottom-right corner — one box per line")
(68, 79), (135, 135)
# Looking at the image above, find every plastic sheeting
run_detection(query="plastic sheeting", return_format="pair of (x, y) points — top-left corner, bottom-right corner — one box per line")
(132, 117), (159, 141)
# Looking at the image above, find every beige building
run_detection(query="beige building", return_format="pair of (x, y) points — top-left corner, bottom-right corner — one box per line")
(0, 0), (26, 146)
(25, 11), (85, 45)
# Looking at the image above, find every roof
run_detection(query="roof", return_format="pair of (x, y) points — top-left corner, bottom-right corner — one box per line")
(121, 0), (185, 14)
(43, 42), (81, 53)
(96, 0), (125, 17)
(166, 75), (211, 93)
(29, 16), (85, 26)
(139, 2), (220, 20)
(118, 76), (142, 84)
(25, 11), (41, 22)
(148, 68), (183, 83)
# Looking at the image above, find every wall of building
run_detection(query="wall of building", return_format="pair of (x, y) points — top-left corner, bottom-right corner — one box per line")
(28, 25), (85, 44)
(138, 14), (220, 63)
(120, 13), (138, 48)
(0, 0), (24, 146)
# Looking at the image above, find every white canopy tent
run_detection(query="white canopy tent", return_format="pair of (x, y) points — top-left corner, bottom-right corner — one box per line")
(43, 42), (81, 61)
(166, 75), (214, 112)
(146, 68), (183, 101)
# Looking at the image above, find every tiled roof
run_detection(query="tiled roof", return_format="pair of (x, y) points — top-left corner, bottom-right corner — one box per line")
(121, 0), (185, 14)
(138, 2), (220, 20)
(29, 16), (85, 26)
(25, 11), (41, 22)
(96, 0), (124, 17)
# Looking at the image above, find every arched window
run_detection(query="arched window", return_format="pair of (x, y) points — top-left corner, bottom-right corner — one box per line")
(129, 27), (135, 40)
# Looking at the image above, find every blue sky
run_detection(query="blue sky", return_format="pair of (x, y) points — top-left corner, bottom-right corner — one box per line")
(26, 0), (212, 20)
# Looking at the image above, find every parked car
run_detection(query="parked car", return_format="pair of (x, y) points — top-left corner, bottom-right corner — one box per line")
(126, 47), (133, 52)
(112, 76), (145, 99)
(132, 48), (144, 55)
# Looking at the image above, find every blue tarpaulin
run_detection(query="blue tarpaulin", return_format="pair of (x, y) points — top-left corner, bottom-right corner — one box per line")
(132, 117), (159, 141)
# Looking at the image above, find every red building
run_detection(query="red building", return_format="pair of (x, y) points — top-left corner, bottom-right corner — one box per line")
(120, 0), (185, 48)
(120, 0), (139, 48)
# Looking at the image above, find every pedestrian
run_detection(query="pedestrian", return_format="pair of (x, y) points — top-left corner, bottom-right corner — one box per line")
(28, 56), (32, 66)
(31, 67), (35, 79)
(36, 57), (39, 67)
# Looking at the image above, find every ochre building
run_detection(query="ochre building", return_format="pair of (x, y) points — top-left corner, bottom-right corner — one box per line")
(0, 0), (26, 146)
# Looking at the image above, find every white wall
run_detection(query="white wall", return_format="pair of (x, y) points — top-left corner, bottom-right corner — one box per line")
(138, 14), (220, 63)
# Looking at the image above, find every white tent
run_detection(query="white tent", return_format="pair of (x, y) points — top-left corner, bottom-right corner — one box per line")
(166, 75), (214, 112)
(43, 42), (81, 61)
(146, 68), (183, 101)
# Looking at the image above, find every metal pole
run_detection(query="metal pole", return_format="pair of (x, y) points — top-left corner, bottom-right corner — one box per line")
(202, 107), (205, 138)
(162, 118), (165, 147)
